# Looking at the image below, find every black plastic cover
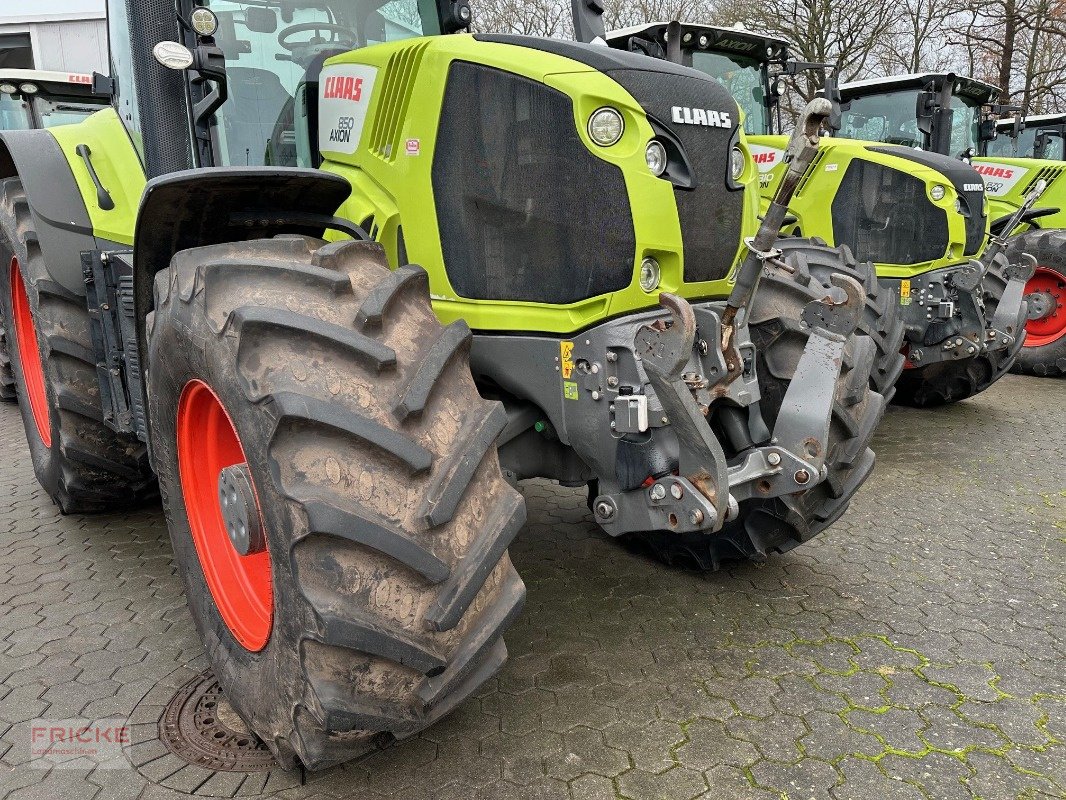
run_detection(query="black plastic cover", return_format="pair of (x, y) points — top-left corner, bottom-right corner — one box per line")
(431, 61), (635, 304)
(831, 159), (950, 265)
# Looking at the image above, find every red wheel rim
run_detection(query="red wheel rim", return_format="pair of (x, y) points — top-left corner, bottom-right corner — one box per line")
(9, 257), (51, 446)
(177, 380), (273, 651)
(1023, 266), (1066, 347)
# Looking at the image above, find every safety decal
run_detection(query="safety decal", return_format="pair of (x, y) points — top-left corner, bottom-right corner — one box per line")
(900, 279), (911, 306)
(563, 382), (580, 401)
(560, 341), (575, 379)
(406, 139), (421, 156)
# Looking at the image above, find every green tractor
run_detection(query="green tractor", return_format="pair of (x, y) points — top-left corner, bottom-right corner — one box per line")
(0, 69), (111, 402)
(0, 0), (889, 769)
(609, 24), (1035, 406)
(990, 112), (1066, 161)
(836, 72), (1064, 377)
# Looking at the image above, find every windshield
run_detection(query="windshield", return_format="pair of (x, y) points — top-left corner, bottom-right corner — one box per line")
(840, 89), (923, 146)
(0, 92), (32, 131)
(690, 51), (768, 135)
(33, 96), (104, 128)
(203, 0), (439, 167)
(841, 87), (980, 155)
(986, 126), (1029, 157)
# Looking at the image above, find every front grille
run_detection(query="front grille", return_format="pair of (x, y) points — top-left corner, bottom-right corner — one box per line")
(606, 69), (745, 284)
(431, 62), (635, 304)
(832, 160), (949, 265)
(1021, 165), (1064, 195)
(369, 41), (430, 162)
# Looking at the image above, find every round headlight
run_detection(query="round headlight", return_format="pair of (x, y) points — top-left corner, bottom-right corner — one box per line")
(930, 184), (946, 201)
(730, 147), (746, 181)
(190, 7), (219, 36)
(639, 257), (661, 293)
(588, 107), (624, 147)
(646, 141), (668, 177)
(18, 83), (38, 95)
(698, 34), (710, 49)
(0, 83), (16, 94)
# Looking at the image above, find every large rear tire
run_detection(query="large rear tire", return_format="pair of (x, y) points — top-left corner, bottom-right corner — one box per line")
(0, 177), (155, 512)
(0, 324), (15, 402)
(893, 253), (1025, 406)
(148, 237), (526, 770)
(631, 238), (887, 570)
(1005, 229), (1066, 377)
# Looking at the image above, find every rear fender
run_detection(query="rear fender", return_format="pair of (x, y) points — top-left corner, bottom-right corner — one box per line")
(0, 129), (99, 298)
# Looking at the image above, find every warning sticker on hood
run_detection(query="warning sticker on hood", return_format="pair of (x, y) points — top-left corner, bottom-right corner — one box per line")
(319, 64), (378, 156)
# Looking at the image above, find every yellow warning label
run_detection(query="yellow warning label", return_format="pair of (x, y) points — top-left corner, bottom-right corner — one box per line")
(900, 279), (912, 306)
(560, 341), (575, 380)
(563, 381), (579, 400)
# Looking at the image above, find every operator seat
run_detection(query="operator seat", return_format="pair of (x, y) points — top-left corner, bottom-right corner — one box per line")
(222, 67), (294, 166)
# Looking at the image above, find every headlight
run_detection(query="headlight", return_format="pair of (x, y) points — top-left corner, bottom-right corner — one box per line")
(930, 184), (946, 201)
(730, 147), (746, 181)
(190, 7), (219, 36)
(588, 108), (624, 147)
(645, 141), (668, 177)
(639, 257), (661, 292)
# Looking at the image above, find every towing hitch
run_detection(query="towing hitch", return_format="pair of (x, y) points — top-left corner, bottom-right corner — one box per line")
(599, 275), (864, 536)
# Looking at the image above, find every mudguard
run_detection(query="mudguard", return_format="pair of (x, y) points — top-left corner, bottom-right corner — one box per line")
(131, 166), (355, 399)
(0, 129), (99, 298)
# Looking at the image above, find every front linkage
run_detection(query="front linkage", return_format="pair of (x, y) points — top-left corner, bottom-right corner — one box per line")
(904, 180), (1044, 368)
(591, 100), (865, 535)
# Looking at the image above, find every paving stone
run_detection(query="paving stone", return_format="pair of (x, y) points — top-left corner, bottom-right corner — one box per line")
(0, 377), (1061, 799)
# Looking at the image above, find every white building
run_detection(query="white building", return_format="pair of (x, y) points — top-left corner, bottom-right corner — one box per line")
(0, 1), (107, 74)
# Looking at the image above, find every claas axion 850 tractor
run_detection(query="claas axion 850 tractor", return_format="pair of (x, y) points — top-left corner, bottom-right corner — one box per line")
(0, 0), (889, 769)
(837, 73), (1065, 377)
(610, 23), (1035, 406)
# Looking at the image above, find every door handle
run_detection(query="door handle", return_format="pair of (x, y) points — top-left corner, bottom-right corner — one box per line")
(75, 144), (115, 211)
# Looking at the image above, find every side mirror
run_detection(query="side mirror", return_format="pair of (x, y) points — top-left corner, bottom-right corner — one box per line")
(979, 118), (998, 142)
(915, 90), (935, 135)
(245, 7), (278, 34)
(439, 0), (472, 34)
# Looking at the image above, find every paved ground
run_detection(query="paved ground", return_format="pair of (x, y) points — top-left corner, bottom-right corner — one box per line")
(0, 374), (1062, 800)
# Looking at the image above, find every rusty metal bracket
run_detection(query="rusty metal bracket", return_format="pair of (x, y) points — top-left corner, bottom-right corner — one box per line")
(635, 293), (730, 531)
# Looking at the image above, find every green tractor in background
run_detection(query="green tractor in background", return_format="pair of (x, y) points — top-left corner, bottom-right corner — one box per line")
(836, 72), (1065, 377)
(609, 24), (1035, 406)
(0, 0), (891, 771)
(0, 69), (111, 402)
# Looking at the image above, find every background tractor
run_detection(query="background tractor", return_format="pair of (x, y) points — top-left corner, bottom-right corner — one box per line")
(610, 24), (1033, 407)
(0, 69), (110, 402)
(0, 0), (886, 770)
(837, 72), (1064, 377)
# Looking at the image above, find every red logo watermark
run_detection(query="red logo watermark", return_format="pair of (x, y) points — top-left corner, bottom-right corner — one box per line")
(29, 719), (131, 768)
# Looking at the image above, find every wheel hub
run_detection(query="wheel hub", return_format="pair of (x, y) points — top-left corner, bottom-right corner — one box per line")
(1022, 266), (1065, 347)
(218, 464), (265, 557)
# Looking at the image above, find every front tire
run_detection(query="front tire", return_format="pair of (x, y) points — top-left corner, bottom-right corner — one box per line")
(1006, 229), (1066, 377)
(0, 177), (155, 512)
(893, 253), (1026, 406)
(631, 238), (887, 570)
(148, 237), (526, 770)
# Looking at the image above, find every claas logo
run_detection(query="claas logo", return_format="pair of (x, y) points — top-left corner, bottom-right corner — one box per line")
(323, 76), (364, 101)
(753, 151), (777, 165)
(974, 164), (1015, 179)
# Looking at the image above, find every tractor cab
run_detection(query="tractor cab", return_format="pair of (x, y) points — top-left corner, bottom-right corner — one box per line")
(0, 70), (107, 131)
(606, 22), (790, 136)
(836, 72), (1000, 159)
(991, 113), (1066, 161)
(105, 0), (457, 173)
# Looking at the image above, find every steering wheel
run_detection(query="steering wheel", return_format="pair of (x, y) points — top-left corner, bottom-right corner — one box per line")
(278, 22), (357, 54)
